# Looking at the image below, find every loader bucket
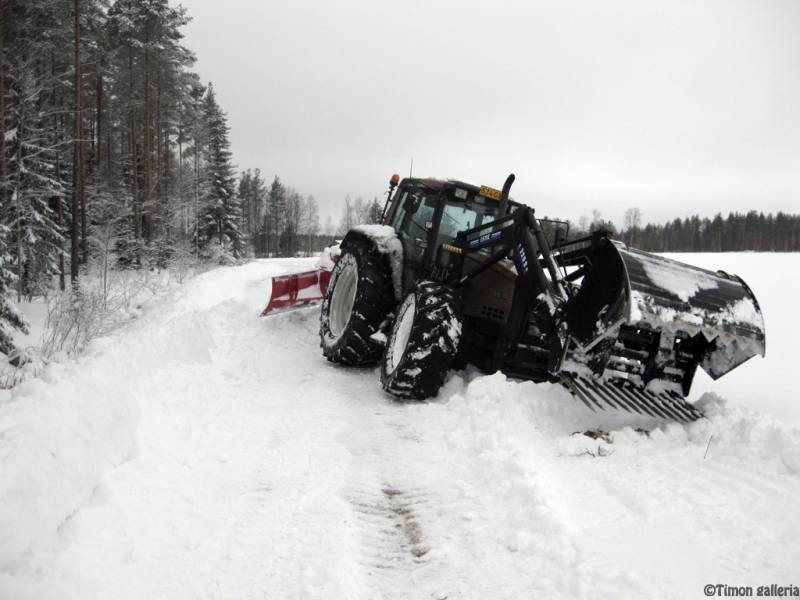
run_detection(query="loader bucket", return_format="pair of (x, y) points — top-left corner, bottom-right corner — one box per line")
(564, 240), (765, 391)
(261, 269), (332, 316)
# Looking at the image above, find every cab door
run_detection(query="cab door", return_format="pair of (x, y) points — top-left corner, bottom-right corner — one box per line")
(388, 188), (441, 295)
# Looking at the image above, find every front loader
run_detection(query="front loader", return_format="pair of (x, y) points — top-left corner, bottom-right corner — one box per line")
(295, 174), (766, 421)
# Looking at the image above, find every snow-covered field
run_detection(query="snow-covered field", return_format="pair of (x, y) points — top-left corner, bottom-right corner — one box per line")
(1, 253), (798, 599)
(665, 253), (799, 427)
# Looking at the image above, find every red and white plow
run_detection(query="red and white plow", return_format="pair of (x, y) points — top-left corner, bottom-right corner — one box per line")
(260, 247), (339, 316)
(260, 269), (332, 315)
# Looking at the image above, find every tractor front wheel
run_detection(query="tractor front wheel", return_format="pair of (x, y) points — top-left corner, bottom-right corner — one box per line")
(381, 281), (463, 399)
(319, 240), (394, 365)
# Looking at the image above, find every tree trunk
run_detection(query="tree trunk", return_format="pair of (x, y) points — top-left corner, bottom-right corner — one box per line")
(178, 122), (184, 235)
(128, 45), (140, 241)
(71, 0), (83, 285)
(53, 52), (65, 291)
(163, 127), (169, 236)
(95, 58), (102, 176)
(15, 120), (23, 302)
(143, 43), (152, 242)
(0, 0), (6, 207)
(156, 60), (162, 209)
(193, 102), (199, 256)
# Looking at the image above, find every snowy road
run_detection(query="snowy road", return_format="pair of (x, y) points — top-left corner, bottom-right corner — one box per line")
(2, 258), (799, 599)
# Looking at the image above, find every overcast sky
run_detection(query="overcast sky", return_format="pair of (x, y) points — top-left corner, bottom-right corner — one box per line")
(179, 0), (800, 229)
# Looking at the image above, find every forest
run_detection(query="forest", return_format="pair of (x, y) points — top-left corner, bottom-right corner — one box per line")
(0, 0), (334, 358)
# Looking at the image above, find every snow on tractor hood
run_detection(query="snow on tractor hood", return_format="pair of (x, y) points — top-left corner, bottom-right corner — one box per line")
(346, 225), (404, 301)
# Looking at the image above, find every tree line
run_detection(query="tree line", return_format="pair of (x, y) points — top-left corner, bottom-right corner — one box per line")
(566, 208), (800, 252)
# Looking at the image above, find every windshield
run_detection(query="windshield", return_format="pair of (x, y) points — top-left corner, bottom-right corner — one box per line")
(436, 195), (498, 246)
(391, 186), (500, 253)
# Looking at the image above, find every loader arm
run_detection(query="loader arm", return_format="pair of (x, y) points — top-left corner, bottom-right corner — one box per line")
(451, 206), (567, 312)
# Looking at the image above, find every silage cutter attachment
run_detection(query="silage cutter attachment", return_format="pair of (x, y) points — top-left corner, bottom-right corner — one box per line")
(542, 236), (766, 421)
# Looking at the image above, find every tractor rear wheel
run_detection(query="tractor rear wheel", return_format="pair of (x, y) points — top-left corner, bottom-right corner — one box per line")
(320, 240), (394, 365)
(381, 281), (463, 399)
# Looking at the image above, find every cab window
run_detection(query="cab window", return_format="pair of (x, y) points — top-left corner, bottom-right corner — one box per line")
(435, 196), (498, 248)
(392, 191), (437, 240)
(389, 191), (408, 229)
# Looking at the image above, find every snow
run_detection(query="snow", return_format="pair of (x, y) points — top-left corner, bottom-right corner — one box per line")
(350, 225), (404, 300)
(0, 254), (798, 599)
(640, 253), (719, 302)
(315, 244), (341, 271)
(725, 296), (763, 326)
(663, 253), (794, 425)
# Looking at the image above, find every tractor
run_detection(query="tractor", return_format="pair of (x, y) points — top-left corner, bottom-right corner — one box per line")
(288, 174), (766, 421)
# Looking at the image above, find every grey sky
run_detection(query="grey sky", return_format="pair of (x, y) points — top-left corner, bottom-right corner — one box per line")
(180, 0), (800, 229)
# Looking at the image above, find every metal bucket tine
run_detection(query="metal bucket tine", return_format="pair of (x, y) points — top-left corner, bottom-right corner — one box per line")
(598, 381), (635, 412)
(656, 396), (688, 423)
(593, 380), (637, 413)
(595, 380), (644, 415)
(614, 382), (661, 417)
(662, 395), (693, 422)
(655, 390), (694, 422)
(611, 383), (655, 416)
(580, 379), (618, 410)
(628, 385), (673, 420)
(667, 391), (703, 421)
(561, 377), (705, 422)
(564, 378), (597, 412)
(672, 391), (704, 421)
(600, 380), (644, 414)
(574, 378), (606, 411)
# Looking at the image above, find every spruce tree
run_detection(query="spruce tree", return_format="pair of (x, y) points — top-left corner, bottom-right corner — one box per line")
(266, 176), (286, 256)
(0, 224), (28, 361)
(200, 83), (242, 258)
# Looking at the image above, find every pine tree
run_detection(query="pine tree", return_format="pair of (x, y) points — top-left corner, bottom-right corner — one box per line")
(368, 197), (383, 224)
(0, 223), (28, 361)
(3, 0), (68, 296)
(200, 83), (241, 257)
(266, 176), (285, 256)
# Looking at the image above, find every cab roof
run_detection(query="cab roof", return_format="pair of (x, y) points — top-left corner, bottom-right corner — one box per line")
(398, 177), (519, 208)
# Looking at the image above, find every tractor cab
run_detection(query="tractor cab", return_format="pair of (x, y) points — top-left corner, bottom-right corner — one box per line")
(383, 178), (509, 295)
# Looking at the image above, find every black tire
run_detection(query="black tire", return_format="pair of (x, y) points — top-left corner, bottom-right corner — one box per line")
(381, 281), (463, 399)
(319, 239), (394, 365)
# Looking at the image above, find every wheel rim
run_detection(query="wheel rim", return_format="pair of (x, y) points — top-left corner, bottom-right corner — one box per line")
(329, 258), (358, 338)
(387, 294), (416, 373)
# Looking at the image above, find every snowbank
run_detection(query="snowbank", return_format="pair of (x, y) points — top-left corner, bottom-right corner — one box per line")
(0, 303), (215, 571)
(0, 261), (297, 576)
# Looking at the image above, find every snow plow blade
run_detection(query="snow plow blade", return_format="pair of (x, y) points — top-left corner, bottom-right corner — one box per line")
(560, 240), (765, 418)
(261, 269), (332, 316)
